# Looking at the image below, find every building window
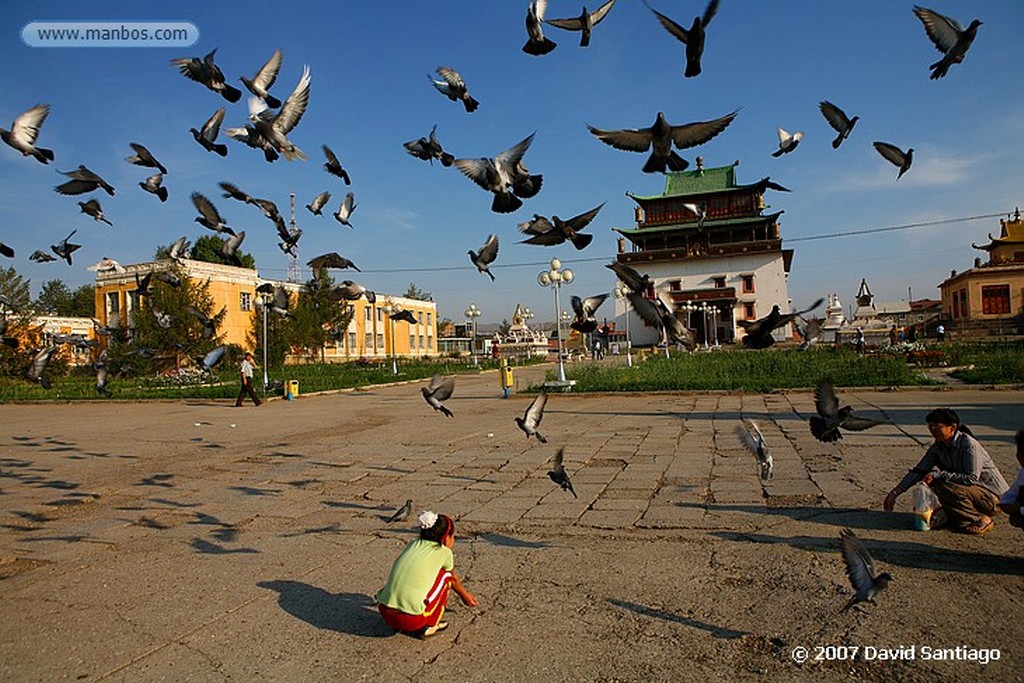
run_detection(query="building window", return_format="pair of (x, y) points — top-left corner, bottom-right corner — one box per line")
(410, 334), (416, 351)
(426, 312), (432, 328)
(240, 291), (252, 311)
(376, 308), (383, 323)
(348, 331), (356, 349)
(713, 276), (726, 289)
(743, 303), (755, 320)
(376, 333), (385, 349)
(106, 291), (120, 319)
(981, 285), (1011, 315)
(669, 279), (682, 292)
(364, 306), (372, 322)
(741, 274), (754, 293)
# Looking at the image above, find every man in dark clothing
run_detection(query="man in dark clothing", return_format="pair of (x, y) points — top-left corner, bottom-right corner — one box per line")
(235, 352), (262, 407)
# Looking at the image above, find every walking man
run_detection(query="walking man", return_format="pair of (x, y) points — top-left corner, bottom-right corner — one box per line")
(236, 352), (262, 407)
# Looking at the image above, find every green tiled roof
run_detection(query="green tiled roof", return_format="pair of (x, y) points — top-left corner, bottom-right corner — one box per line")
(629, 165), (737, 200)
(614, 212), (781, 237)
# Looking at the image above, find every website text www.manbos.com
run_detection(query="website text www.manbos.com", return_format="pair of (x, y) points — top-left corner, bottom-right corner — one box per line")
(22, 22), (198, 48)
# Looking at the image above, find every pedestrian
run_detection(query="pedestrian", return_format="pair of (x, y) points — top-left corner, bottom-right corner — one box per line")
(997, 429), (1024, 531)
(908, 326), (917, 343)
(888, 325), (898, 346)
(376, 511), (478, 638)
(936, 323), (946, 341)
(898, 327), (905, 343)
(235, 352), (262, 407)
(854, 327), (865, 354)
(883, 408), (1009, 534)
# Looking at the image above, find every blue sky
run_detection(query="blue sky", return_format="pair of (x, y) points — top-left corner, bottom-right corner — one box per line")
(2, 1), (1022, 325)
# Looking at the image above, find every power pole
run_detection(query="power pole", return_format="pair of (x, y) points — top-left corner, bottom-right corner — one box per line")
(286, 192), (301, 284)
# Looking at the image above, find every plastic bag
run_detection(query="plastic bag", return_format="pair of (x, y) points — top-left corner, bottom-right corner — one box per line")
(912, 482), (941, 530)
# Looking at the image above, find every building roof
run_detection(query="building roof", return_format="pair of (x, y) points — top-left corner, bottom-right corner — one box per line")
(628, 164), (736, 200)
(613, 212), (783, 238)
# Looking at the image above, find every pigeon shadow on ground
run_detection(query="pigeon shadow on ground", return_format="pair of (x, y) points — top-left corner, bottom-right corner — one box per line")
(675, 502), (905, 531)
(228, 485), (282, 497)
(322, 500), (386, 511)
(709, 531), (1024, 576)
(189, 538), (259, 555)
(473, 532), (553, 549)
(607, 599), (748, 639)
(257, 581), (393, 637)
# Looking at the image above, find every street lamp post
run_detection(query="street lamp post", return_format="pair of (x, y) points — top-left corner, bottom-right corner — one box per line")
(382, 296), (399, 374)
(537, 258), (574, 383)
(258, 290), (271, 394)
(521, 307), (534, 361)
(612, 282), (633, 367)
(465, 303), (481, 367)
(699, 302), (710, 350)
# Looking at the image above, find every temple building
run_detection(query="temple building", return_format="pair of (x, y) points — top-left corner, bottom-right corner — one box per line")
(612, 160), (794, 346)
(492, 304), (549, 359)
(938, 208), (1024, 336)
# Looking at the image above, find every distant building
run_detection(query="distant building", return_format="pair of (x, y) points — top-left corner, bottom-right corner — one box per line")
(613, 160), (794, 346)
(492, 304), (550, 359)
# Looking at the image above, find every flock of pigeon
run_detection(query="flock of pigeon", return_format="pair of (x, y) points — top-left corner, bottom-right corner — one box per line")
(2, 2), (984, 611)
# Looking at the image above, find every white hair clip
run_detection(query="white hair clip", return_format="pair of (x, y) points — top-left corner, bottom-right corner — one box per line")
(418, 510), (438, 530)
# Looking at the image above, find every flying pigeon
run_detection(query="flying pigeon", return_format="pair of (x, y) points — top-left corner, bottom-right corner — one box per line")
(171, 48), (242, 102)
(818, 101), (859, 150)
(606, 261), (653, 293)
(520, 203), (602, 250)
(1, 104), (55, 164)
(218, 230), (246, 267)
(736, 419), (773, 481)
(187, 306), (218, 340)
(151, 307), (173, 329)
(154, 270), (182, 288)
(192, 192), (235, 235)
(240, 48), (283, 108)
(307, 252), (360, 279)
(249, 65), (311, 161)
(454, 133), (541, 213)
(755, 177), (792, 193)
(30, 250), (57, 263)
(190, 107), (228, 157)
(387, 499), (413, 523)
(772, 127), (803, 157)
(198, 345), (227, 373)
(429, 67), (479, 113)
(796, 317), (822, 351)
(587, 110), (738, 174)
(277, 226), (302, 258)
(26, 346), (56, 389)
(404, 124), (455, 167)
(642, 0), (719, 77)
(333, 192), (356, 227)
(125, 142), (167, 174)
(322, 145), (351, 184)
(681, 202), (707, 230)
(627, 289), (695, 350)
(305, 190), (331, 216)
(421, 375), (455, 417)
(912, 6), (982, 80)
(168, 236), (191, 263)
(810, 380), (888, 443)
(225, 124), (279, 162)
(78, 199), (112, 226)
(0, 242), (13, 258)
(545, 0), (616, 48)
(139, 173), (168, 202)
(326, 280), (375, 304)
(570, 293), (608, 334)
(515, 391), (548, 443)
(391, 309), (417, 324)
(840, 528), (892, 612)
(737, 298), (824, 349)
(218, 181), (254, 205)
(468, 234), (499, 281)
(523, 0), (557, 55)
(51, 230), (81, 265)
(547, 447), (577, 497)
(55, 165), (115, 196)
(873, 142), (913, 181)
(259, 284), (294, 318)
(86, 257), (125, 274)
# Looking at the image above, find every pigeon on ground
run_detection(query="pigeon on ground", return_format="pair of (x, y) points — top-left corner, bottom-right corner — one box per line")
(190, 107), (228, 157)
(0, 242), (13, 258)
(547, 447), (577, 497)
(224, 124), (279, 162)
(51, 230), (81, 265)
(333, 192), (356, 228)
(30, 250), (57, 263)
(187, 306), (218, 340)
(322, 145), (351, 184)
(404, 125), (455, 167)
(198, 345), (227, 374)
(587, 110), (738, 174)
(55, 165), (115, 196)
(545, 0), (616, 48)
(873, 142), (913, 181)
(523, 0), (557, 55)
(171, 48), (242, 102)
(249, 65), (311, 161)
(218, 181), (254, 205)
(94, 350), (110, 396)
(840, 528), (892, 612)
(429, 67), (479, 113)
(26, 346), (56, 389)
(455, 133), (541, 213)
(305, 190), (331, 216)
(86, 257), (125, 274)
(387, 500), (413, 523)
(218, 231), (246, 267)
(139, 173), (168, 202)
(469, 234), (499, 281)
(125, 143), (168, 174)
(642, 0), (719, 77)
(326, 280), (375, 304)
(627, 289), (695, 350)
(421, 375), (455, 417)
(737, 298), (824, 349)
(819, 101), (858, 150)
(772, 127), (803, 157)
(912, 6), (982, 80)
(240, 48), (283, 108)
(192, 192), (235, 235)
(515, 391), (548, 443)
(606, 261), (653, 293)
(810, 380), (888, 443)
(307, 252), (360, 279)
(736, 419), (773, 481)
(570, 293), (608, 334)
(681, 202), (707, 230)
(168, 236), (191, 263)
(78, 199), (112, 226)
(1, 104), (54, 164)
(520, 203), (602, 250)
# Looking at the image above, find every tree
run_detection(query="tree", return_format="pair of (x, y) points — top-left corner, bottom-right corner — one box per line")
(68, 284), (96, 317)
(287, 275), (355, 362)
(34, 280), (96, 317)
(498, 318), (512, 336)
(403, 282), (433, 302)
(0, 266), (31, 312)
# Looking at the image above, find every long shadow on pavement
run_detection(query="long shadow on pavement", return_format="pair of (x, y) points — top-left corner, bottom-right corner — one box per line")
(675, 502), (906, 531)
(607, 599), (748, 639)
(257, 580), (393, 637)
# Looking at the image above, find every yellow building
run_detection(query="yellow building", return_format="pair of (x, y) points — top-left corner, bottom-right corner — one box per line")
(93, 259), (438, 361)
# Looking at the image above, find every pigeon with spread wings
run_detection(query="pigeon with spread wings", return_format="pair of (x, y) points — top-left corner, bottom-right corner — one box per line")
(249, 65), (311, 161)
(429, 67), (479, 113)
(912, 6), (982, 80)
(810, 380), (888, 443)
(469, 234), (499, 282)
(454, 133), (540, 214)
(840, 528), (892, 612)
(642, 0), (719, 77)
(515, 391), (548, 443)
(736, 419), (773, 481)
(520, 203), (602, 250)
(523, 0), (557, 55)
(547, 448), (577, 497)
(240, 48), (283, 109)
(421, 375), (455, 418)
(545, 0), (616, 48)
(1, 104), (54, 164)
(171, 48), (241, 103)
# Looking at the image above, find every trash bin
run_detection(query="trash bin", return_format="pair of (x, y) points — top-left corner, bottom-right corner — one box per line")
(285, 379), (299, 400)
(499, 358), (513, 398)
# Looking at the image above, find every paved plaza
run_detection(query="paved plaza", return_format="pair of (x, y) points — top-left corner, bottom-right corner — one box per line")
(1, 364), (1022, 682)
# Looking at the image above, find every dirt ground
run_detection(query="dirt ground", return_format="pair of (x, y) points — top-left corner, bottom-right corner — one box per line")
(1, 366), (1022, 682)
